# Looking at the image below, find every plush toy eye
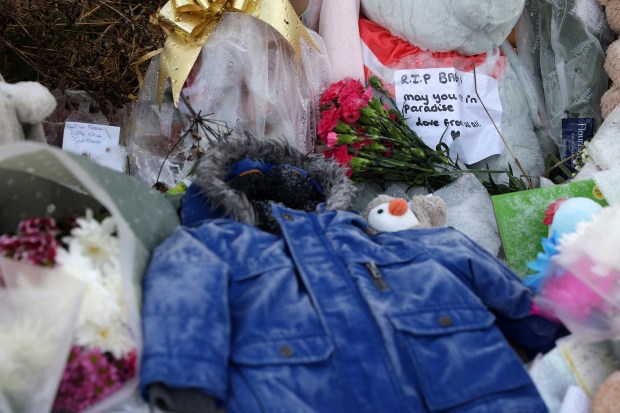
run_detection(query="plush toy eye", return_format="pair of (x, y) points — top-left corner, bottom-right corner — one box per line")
(377, 209), (384, 214)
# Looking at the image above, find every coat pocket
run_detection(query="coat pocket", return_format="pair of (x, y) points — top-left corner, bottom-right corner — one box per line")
(231, 335), (348, 413)
(390, 308), (533, 411)
(231, 334), (334, 366)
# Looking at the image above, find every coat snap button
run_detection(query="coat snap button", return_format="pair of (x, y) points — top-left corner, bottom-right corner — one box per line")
(438, 315), (453, 327)
(282, 213), (294, 221)
(279, 345), (294, 357)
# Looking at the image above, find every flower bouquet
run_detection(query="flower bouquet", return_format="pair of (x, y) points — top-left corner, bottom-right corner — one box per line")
(0, 142), (180, 412)
(0, 213), (135, 413)
(316, 76), (526, 194)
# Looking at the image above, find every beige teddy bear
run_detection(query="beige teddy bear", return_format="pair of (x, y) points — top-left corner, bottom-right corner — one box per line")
(600, 0), (620, 118)
(592, 370), (620, 413)
(0, 74), (56, 144)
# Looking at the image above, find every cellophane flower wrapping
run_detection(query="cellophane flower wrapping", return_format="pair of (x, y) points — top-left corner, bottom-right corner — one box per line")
(534, 205), (620, 341)
(0, 257), (84, 413)
(0, 142), (180, 412)
(126, 12), (331, 189)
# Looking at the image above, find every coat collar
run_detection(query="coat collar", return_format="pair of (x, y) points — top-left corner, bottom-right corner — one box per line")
(182, 133), (357, 227)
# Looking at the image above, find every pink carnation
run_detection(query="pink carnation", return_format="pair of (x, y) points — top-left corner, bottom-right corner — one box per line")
(327, 132), (338, 148)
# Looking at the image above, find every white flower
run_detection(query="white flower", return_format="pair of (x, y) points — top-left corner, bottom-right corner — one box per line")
(78, 280), (124, 327)
(75, 320), (134, 359)
(56, 244), (99, 284)
(0, 318), (56, 393)
(63, 209), (118, 270)
(56, 210), (128, 328)
(55, 209), (133, 357)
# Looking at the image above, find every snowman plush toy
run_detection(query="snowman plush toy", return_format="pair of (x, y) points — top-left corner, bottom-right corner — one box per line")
(363, 194), (447, 234)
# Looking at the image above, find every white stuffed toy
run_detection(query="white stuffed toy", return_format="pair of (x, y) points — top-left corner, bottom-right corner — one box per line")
(0, 74), (56, 144)
(362, 194), (447, 234)
(307, 0), (551, 187)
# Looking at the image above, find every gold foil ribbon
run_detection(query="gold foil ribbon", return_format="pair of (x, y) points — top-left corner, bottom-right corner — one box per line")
(155, 0), (318, 107)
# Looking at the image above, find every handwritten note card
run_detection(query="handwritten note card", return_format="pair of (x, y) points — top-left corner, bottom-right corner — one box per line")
(62, 122), (125, 172)
(394, 67), (504, 165)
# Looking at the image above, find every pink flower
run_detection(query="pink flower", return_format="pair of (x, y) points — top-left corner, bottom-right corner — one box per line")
(317, 105), (341, 141)
(0, 218), (60, 266)
(53, 345), (137, 413)
(0, 235), (20, 251)
(327, 132), (338, 148)
(363, 87), (373, 101)
(18, 217), (58, 236)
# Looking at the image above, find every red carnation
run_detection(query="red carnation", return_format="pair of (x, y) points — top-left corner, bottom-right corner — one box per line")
(320, 79), (346, 105)
(352, 139), (373, 150)
(340, 96), (368, 124)
(338, 78), (365, 103)
(333, 145), (352, 164)
(317, 106), (342, 141)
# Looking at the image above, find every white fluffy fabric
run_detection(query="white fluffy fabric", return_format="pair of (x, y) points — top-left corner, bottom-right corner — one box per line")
(360, 0), (525, 54)
(0, 81), (56, 143)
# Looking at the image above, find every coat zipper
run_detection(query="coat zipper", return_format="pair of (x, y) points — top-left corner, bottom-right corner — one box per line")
(365, 262), (388, 291)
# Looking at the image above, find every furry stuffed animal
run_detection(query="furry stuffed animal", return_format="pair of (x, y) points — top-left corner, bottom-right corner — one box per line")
(307, 0), (549, 186)
(600, 0), (620, 118)
(362, 194), (447, 234)
(0, 74), (56, 144)
(592, 371), (620, 413)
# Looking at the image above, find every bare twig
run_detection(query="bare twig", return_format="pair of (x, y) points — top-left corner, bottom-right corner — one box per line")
(472, 65), (534, 189)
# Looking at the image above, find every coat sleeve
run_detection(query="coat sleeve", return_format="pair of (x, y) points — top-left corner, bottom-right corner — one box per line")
(140, 227), (231, 403)
(432, 228), (565, 356)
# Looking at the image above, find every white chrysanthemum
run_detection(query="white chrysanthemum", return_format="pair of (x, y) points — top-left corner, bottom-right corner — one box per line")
(101, 267), (127, 314)
(56, 244), (100, 284)
(76, 280), (124, 329)
(63, 210), (118, 269)
(75, 320), (134, 359)
(0, 318), (56, 392)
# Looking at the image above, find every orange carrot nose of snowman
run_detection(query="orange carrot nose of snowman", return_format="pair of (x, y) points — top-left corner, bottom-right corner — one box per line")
(388, 198), (409, 216)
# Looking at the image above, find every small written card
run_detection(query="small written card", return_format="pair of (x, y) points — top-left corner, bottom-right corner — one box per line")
(62, 122), (125, 172)
(394, 67), (504, 165)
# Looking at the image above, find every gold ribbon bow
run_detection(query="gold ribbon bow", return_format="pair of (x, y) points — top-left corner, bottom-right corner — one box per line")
(155, 0), (318, 107)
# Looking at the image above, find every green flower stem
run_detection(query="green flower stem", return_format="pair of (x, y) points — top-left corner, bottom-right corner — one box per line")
(354, 152), (437, 173)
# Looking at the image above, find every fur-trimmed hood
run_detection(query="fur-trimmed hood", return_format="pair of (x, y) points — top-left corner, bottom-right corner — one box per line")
(182, 133), (357, 227)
